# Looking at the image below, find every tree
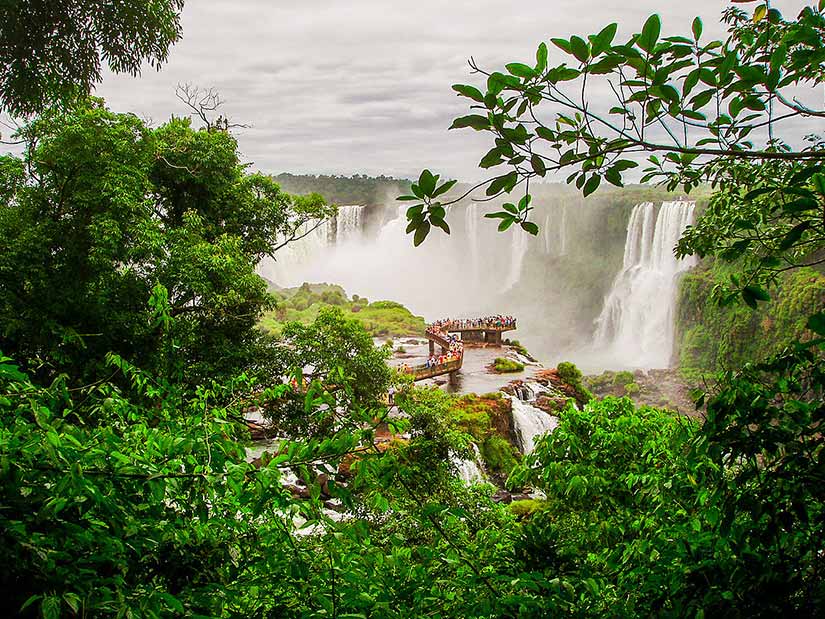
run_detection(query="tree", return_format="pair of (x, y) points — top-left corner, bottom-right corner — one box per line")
(0, 0), (185, 116)
(263, 306), (393, 435)
(0, 99), (333, 388)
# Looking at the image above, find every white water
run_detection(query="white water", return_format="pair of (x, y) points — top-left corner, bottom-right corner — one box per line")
(503, 228), (529, 291)
(260, 205), (364, 285)
(593, 201), (697, 368)
(259, 203), (530, 319)
(465, 203), (481, 287)
(541, 202), (568, 256)
(506, 394), (559, 454)
(451, 444), (486, 484)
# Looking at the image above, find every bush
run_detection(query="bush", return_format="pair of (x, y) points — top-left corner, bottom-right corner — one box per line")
(557, 361), (594, 404)
(624, 382), (640, 396)
(509, 499), (546, 518)
(493, 358), (524, 373)
(613, 370), (635, 386)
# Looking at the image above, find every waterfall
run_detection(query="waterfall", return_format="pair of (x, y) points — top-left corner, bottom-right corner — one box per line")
(451, 444), (485, 485)
(333, 205), (364, 243)
(258, 205), (365, 286)
(503, 228), (529, 291)
(559, 202), (568, 256)
(465, 203), (481, 285)
(506, 394), (559, 454)
(542, 213), (552, 255)
(593, 201), (697, 368)
(540, 203), (569, 257)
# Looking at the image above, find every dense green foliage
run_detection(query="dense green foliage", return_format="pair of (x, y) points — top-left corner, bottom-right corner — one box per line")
(0, 100), (331, 389)
(2, 1), (825, 617)
(260, 283), (426, 338)
(678, 261), (825, 376)
(0, 1), (185, 116)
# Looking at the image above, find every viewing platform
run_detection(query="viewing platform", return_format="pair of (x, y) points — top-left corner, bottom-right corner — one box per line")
(401, 315), (517, 382)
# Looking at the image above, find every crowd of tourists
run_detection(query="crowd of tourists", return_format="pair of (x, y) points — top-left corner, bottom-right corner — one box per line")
(398, 315), (517, 376)
(430, 315), (516, 331)
(423, 336), (463, 369)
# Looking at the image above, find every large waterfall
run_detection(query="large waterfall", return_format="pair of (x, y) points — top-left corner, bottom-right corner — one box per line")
(257, 194), (696, 372)
(593, 201), (697, 368)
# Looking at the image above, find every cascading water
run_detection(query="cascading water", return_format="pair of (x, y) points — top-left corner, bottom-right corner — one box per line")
(541, 203), (568, 257)
(451, 444), (485, 484)
(465, 203), (481, 286)
(506, 394), (559, 454)
(593, 201), (697, 368)
(503, 228), (529, 291)
(333, 205), (364, 243)
(559, 202), (568, 256)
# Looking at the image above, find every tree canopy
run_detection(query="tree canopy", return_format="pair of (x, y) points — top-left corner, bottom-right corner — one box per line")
(0, 0), (185, 116)
(0, 99), (332, 387)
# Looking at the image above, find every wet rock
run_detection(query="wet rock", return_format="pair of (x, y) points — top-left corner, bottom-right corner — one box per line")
(491, 489), (513, 504)
(509, 493), (533, 502)
(535, 395), (568, 414)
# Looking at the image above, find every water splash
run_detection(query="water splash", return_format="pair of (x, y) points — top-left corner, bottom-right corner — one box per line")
(451, 444), (485, 484)
(506, 394), (559, 454)
(593, 201), (697, 368)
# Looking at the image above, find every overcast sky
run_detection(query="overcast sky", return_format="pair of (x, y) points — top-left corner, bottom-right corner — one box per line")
(96, 0), (815, 181)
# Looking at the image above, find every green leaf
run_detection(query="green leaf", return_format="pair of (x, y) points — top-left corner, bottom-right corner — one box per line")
(432, 179), (457, 198)
(806, 312), (825, 336)
(418, 169), (436, 196)
(812, 173), (825, 196)
(432, 218), (450, 234)
(502, 202), (519, 215)
(450, 114), (490, 131)
(486, 171), (518, 196)
(692, 16), (703, 40)
(591, 23), (618, 56)
(160, 592), (185, 614)
(506, 62), (535, 79)
(521, 221), (539, 235)
(498, 217), (515, 232)
(536, 42), (548, 72)
(638, 14), (661, 52)
(452, 84), (484, 102)
(583, 174), (601, 196)
(480, 147), (504, 169)
(570, 36), (590, 63)
(778, 221), (810, 251)
(413, 221), (431, 246)
(551, 38), (572, 54)
(531, 154), (547, 177)
(742, 284), (770, 308)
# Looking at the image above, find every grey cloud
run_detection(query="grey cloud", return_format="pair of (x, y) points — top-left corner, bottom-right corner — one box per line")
(78, 1), (820, 179)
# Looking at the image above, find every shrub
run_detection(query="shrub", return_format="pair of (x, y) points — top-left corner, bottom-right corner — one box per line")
(613, 370), (635, 386)
(494, 358), (524, 373)
(557, 361), (594, 403)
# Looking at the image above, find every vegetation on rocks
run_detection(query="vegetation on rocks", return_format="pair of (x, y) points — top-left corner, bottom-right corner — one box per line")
(2, 1), (825, 617)
(493, 357), (525, 373)
(447, 392), (520, 480)
(260, 283), (426, 337)
(677, 262), (825, 378)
